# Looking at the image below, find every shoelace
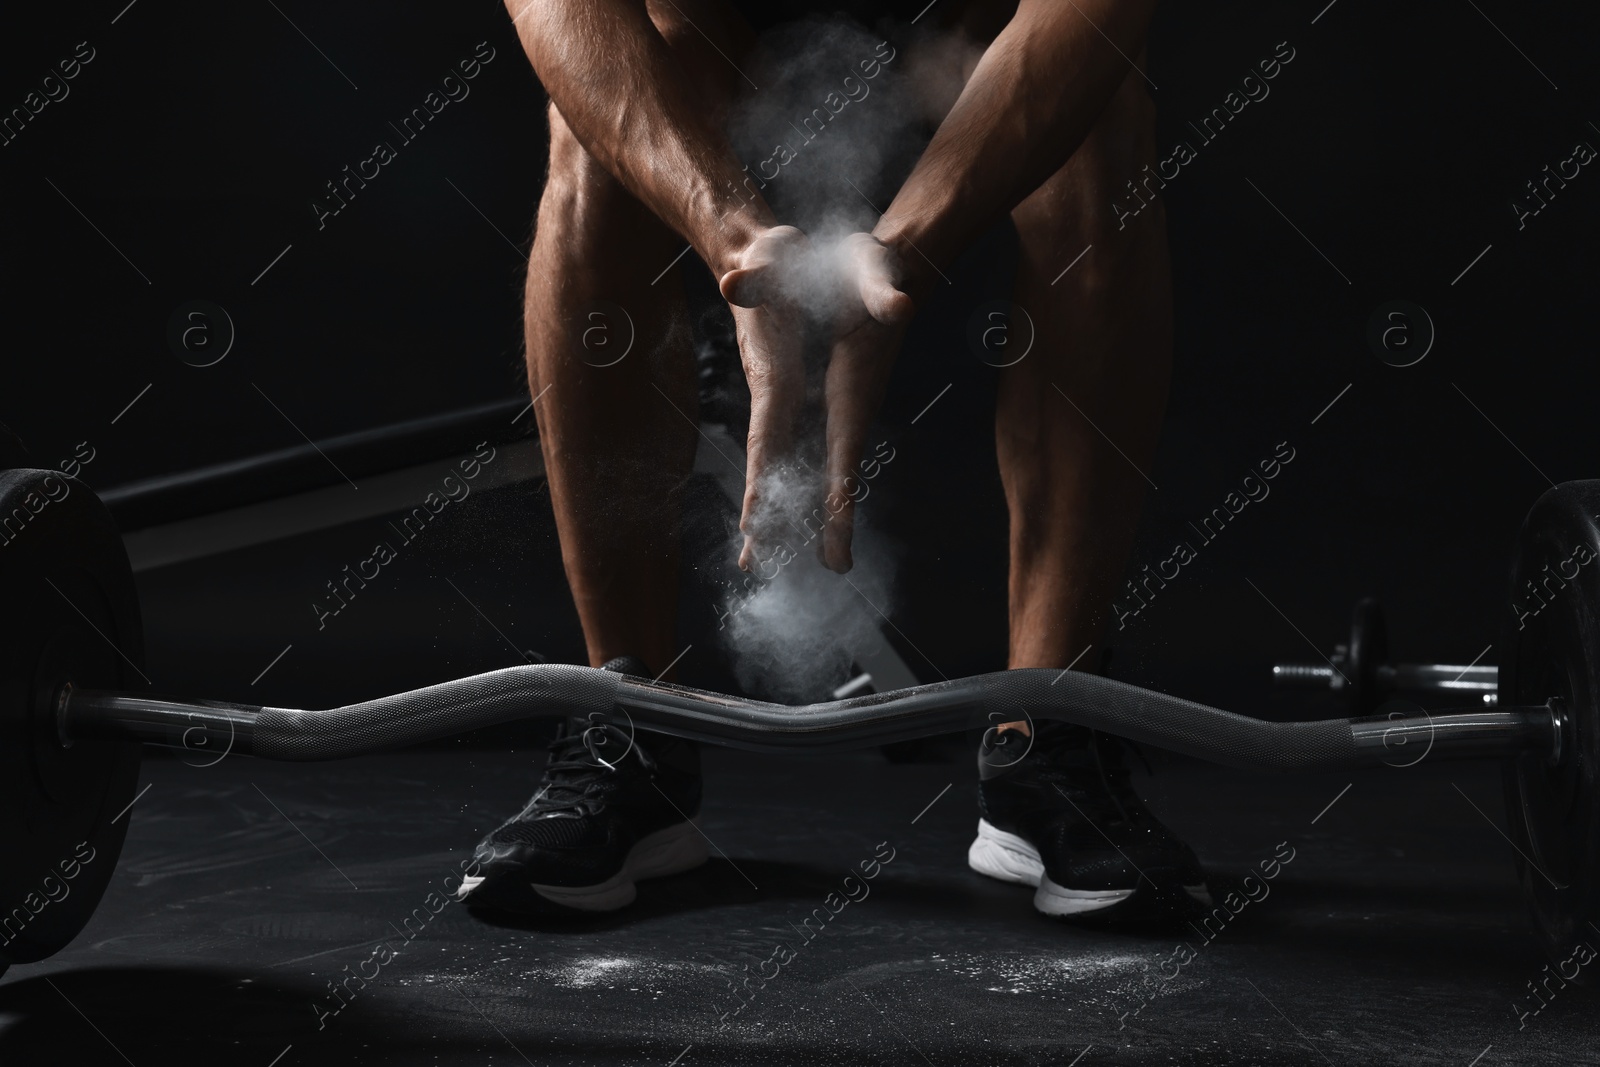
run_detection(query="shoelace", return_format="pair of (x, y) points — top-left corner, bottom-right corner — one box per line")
(1088, 735), (1146, 825)
(1040, 732), (1153, 828)
(526, 720), (655, 818)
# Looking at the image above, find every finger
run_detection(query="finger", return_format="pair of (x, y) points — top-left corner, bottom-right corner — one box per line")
(821, 322), (903, 573)
(732, 303), (805, 570)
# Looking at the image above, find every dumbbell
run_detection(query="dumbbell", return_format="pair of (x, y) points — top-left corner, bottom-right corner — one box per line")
(1272, 598), (1500, 714)
(1, 466), (1595, 975)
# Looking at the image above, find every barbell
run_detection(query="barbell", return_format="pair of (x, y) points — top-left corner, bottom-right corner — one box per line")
(1272, 597), (1499, 713)
(2, 466), (1596, 974)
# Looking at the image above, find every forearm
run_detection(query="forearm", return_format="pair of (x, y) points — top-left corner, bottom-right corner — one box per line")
(873, 0), (1156, 298)
(505, 0), (773, 276)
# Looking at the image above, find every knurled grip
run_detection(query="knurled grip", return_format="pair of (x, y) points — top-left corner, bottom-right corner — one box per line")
(253, 664), (620, 761)
(615, 668), (1364, 771)
(1028, 670), (1361, 772)
(205, 665), (1363, 770)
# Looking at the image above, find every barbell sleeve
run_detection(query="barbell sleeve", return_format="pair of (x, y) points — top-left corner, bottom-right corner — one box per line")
(1271, 661), (1499, 695)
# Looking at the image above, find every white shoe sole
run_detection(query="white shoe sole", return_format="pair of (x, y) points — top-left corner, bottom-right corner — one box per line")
(968, 818), (1209, 916)
(967, 818), (1047, 886)
(458, 820), (708, 912)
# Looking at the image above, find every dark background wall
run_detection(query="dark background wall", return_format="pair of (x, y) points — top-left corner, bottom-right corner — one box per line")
(2, 0), (1596, 716)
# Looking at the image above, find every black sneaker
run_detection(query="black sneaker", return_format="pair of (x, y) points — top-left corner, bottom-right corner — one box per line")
(458, 656), (707, 913)
(969, 721), (1209, 917)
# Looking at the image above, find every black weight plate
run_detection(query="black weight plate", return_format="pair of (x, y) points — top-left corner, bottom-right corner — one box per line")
(1348, 597), (1389, 715)
(0, 424), (28, 472)
(1501, 480), (1600, 964)
(0, 469), (143, 967)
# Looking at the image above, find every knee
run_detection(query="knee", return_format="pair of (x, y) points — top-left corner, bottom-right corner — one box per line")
(1013, 190), (1127, 304)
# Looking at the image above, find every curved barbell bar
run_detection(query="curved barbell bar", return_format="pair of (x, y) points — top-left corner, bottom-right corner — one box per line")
(60, 664), (1560, 772)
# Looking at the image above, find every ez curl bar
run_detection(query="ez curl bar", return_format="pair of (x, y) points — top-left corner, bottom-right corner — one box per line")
(2, 467), (1596, 973)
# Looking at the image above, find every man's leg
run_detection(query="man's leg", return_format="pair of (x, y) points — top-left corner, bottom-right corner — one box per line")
(524, 0), (752, 678)
(525, 103), (695, 676)
(462, 1), (751, 916)
(998, 59), (1172, 673)
(970, 59), (1205, 919)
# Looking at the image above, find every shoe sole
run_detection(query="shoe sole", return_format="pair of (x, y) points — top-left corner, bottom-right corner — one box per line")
(459, 820), (708, 913)
(968, 819), (1210, 916)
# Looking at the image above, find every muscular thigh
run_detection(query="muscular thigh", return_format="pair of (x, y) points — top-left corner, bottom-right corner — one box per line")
(645, 0), (757, 117)
(543, 0), (755, 223)
(890, 1), (1155, 232)
(1003, 58), (1171, 393)
(728, 0), (1001, 33)
(534, 0), (762, 388)
(1012, 59), (1160, 257)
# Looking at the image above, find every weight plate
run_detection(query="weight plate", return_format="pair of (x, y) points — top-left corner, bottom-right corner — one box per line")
(0, 424), (28, 472)
(1501, 479), (1600, 964)
(1348, 597), (1389, 715)
(0, 469), (143, 966)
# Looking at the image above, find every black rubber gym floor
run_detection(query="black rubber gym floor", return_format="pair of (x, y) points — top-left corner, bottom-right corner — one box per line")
(4, 483), (1597, 1066)
(4, 744), (1598, 1065)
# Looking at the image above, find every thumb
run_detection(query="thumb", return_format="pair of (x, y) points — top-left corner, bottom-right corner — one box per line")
(859, 274), (914, 326)
(719, 264), (769, 309)
(845, 233), (914, 325)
